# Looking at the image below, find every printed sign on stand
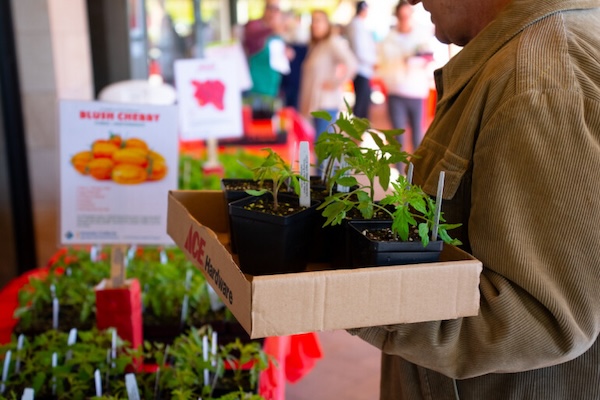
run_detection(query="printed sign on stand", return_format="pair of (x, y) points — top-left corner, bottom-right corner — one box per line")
(174, 58), (243, 141)
(59, 100), (178, 245)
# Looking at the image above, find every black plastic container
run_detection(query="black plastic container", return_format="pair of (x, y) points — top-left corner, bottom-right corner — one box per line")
(347, 220), (443, 268)
(221, 179), (271, 253)
(229, 193), (320, 275)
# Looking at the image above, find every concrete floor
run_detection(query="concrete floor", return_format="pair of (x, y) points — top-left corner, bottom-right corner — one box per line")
(285, 330), (381, 400)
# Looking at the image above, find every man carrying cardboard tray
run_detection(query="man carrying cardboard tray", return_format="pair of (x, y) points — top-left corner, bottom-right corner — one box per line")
(349, 0), (600, 399)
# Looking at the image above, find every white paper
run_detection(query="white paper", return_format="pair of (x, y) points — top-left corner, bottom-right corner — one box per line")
(269, 39), (291, 75)
(205, 42), (252, 91)
(59, 100), (179, 245)
(175, 58), (243, 141)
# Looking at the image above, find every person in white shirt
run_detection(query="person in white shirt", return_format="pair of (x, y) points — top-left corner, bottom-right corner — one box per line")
(377, 0), (435, 151)
(345, 1), (377, 119)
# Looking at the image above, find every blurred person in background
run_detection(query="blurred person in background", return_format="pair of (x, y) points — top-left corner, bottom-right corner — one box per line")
(298, 9), (357, 169)
(377, 0), (435, 152)
(280, 10), (310, 110)
(242, 0), (291, 117)
(345, 1), (377, 119)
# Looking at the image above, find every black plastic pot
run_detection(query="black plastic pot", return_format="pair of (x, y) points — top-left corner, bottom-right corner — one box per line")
(347, 220), (443, 268)
(221, 179), (271, 253)
(229, 193), (320, 275)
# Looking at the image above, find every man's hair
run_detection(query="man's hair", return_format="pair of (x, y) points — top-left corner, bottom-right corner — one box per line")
(356, 1), (368, 15)
(395, 0), (410, 14)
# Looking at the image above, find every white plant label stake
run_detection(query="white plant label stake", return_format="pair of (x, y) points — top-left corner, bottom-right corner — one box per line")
(432, 171), (445, 241)
(51, 352), (58, 395)
(337, 157), (350, 193)
(105, 349), (111, 389)
(15, 334), (24, 374)
(180, 269), (193, 326)
(50, 284), (59, 330)
(66, 328), (77, 361)
(90, 245), (100, 262)
(207, 286), (224, 312)
(125, 373), (141, 400)
(111, 328), (117, 368)
(299, 141), (311, 208)
(211, 331), (218, 367)
(0, 350), (11, 394)
(94, 369), (102, 397)
(21, 388), (34, 400)
(160, 248), (168, 265)
(127, 245), (137, 262)
(202, 335), (210, 386)
(406, 162), (414, 186)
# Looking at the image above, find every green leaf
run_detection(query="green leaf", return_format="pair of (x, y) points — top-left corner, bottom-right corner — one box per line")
(378, 164), (391, 191)
(246, 189), (267, 196)
(336, 118), (359, 139)
(310, 110), (333, 121)
(418, 223), (430, 247)
(336, 176), (359, 187)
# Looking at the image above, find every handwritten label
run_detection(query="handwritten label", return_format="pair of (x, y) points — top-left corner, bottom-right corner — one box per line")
(299, 141), (310, 208)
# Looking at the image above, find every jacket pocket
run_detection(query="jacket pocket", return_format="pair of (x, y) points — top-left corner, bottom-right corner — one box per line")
(412, 137), (471, 200)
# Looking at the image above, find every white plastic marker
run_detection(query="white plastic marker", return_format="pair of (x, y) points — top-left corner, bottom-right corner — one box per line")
(21, 388), (34, 400)
(15, 334), (24, 373)
(51, 352), (58, 395)
(127, 245), (137, 262)
(299, 141), (311, 208)
(111, 328), (117, 368)
(211, 331), (218, 367)
(160, 248), (168, 265)
(125, 373), (141, 400)
(90, 245), (100, 262)
(94, 369), (102, 397)
(207, 286), (224, 312)
(105, 349), (111, 389)
(406, 162), (414, 186)
(336, 157), (350, 193)
(50, 284), (59, 330)
(431, 171), (445, 241)
(202, 335), (210, 386)
(180, 269), (193, 326)
(0, 350), (11, 394)
(66, 328), (77, 361)
(153, 367), (161, 399)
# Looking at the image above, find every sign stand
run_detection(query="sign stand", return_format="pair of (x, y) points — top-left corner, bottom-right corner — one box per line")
(95, 245), (143, 356)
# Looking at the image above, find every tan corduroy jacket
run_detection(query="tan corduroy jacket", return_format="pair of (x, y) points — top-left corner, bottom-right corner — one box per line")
(350, 0), (600, 399)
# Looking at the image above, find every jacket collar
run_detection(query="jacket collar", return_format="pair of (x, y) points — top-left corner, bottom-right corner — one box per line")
(436, 0), (600, 102)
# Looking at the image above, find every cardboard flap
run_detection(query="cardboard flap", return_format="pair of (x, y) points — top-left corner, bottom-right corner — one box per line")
(168, 191), (252, 333)
(250, 260), (482, 338)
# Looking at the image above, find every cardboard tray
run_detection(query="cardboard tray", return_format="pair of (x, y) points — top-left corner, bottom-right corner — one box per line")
(167, 190), (483, 339)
